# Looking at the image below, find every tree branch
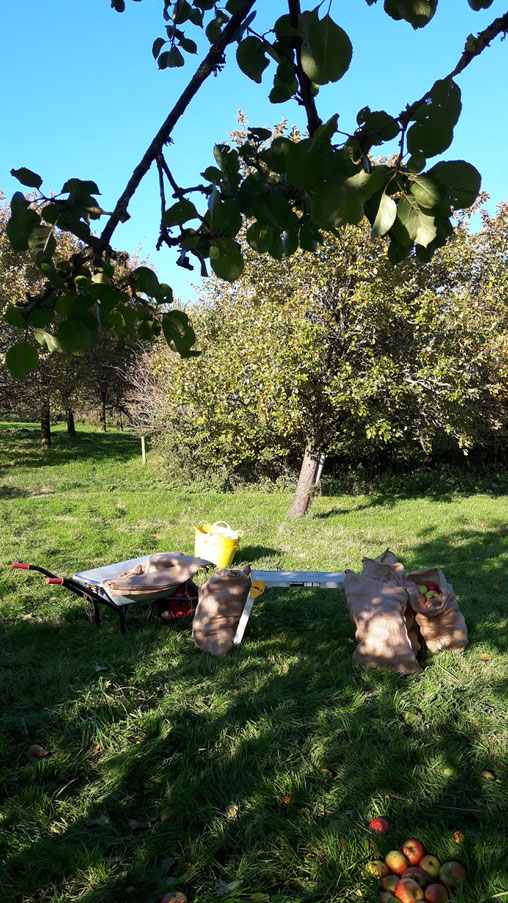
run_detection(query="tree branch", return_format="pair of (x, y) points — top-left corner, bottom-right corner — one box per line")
(287, 0), (322, 136)
(400, 10), (508, 129)
(97, 0), (256, 252)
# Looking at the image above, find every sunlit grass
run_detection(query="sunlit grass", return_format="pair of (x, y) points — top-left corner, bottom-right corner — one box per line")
(0, 423), (506, 903)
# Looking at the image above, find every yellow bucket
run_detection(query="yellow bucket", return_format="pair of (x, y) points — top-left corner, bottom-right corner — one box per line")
(195, 521), (243, 569)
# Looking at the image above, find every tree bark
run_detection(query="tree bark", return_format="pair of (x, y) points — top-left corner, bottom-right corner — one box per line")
(98, 396), (107, 432)
(41, 400), (51, 449)
(66, 408), (76, 437)
(289, 442), (322, 518)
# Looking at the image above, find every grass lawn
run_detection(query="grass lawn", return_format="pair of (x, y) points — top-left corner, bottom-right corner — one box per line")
(0, 423), (507, 903)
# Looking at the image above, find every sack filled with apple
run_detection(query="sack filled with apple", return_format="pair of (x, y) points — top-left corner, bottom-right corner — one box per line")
(405, 568), (468, 654)
(344, 550), (422, 675)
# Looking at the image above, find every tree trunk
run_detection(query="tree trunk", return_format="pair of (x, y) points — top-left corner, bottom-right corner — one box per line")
(98, 396), (107, 432)
(66, 408), (76, 437)
(289, 442), (322, 518)
(41, 401), (51, 449)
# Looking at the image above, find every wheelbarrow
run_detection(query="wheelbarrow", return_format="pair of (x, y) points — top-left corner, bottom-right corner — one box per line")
(11, 557), (200, 634)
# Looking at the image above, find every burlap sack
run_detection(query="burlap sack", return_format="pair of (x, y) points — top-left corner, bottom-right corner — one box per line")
(406, 568), (468, 653)
(192, 565), (252, 656)
(344, 551), (422, 674)
(102, 552), (214, 602)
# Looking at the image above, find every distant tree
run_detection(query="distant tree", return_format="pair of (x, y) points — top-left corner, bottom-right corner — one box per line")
(156, 197), (507, 513)
(0, 193), (138, 442)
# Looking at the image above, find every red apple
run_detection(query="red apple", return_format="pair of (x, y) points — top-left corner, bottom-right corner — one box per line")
(419, 856), (440, 879)
(426, 582), (440, 592)
(394, 878), (424, 902)
(367, 860), (390, 878)
(424, 885), (450, 903)
(439, 861), (466, 891)
(160, 895), (188, 903)
(402, 840), (426, 866)
(382, 875), (399, 892)
(370, 817), (391, 833)
(386, 851), (409, 876)
(402, 867), (430, 888)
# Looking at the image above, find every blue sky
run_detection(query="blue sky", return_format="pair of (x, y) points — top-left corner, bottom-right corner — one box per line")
(1, 0), (506, 302)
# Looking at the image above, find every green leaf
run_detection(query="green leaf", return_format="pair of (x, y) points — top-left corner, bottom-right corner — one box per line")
(133, 266), (161, 296)
(5, 307), (26, 329)
(6, 193), (41, 252)
(201, 166), (223, 184)
(246, 222), (273, 253)
(427, 159), (481, 210)
(28, 224), (56, 264)
(260, 137), (292, 174)
(384, 0), (437, 28)
(11, 167), (43, 189)
(162, 310), (199, 358)
(163, 199), (199, 227)
(236, 37), (270, 83)
(371, 192), (397, 238)
(159, 46), (185, 68)
(248, 127), (272, 142)
(29, 308), (54, 328)
(32, 329), (63, 353)
(57, 320), (92, 354)
(179, 36), (198, 54)
(356, 108), (399, 144)
(407, 78), (461, 159)
(152, 37), (166, 58)
(209, 238), (244, 281)
(310, 177), (364, 229)
(62, 178), (100, 196)
(5, 342), (38, 381)
(409, 175), (442, 209)
(397, 194), (437, 247)
(210, 198), (242, 236)
(300, 13), (352, 85)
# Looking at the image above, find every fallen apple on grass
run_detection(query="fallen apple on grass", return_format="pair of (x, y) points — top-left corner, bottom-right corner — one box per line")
(402, 840), (426, 866)
(367, 860), (390, 878)
(424, 884), (450, 903)
(394, 877), (424, 902)
(160, 894), (188, 903)
(370, 817), (391, 833)
(402, 867), (430, 888)
(419, 856), (440, 879)
(382, 874), (399, 892)
(386, 851), (409, 876)
(439, 861), (466, 891)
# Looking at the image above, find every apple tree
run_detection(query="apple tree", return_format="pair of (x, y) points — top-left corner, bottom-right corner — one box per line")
(3, 0), (508, 383)
(152, 194), (507, 514)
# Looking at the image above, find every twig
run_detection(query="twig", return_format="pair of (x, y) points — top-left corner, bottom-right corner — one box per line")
(288, 0), (322, 136)
(97, 1), (256, 252)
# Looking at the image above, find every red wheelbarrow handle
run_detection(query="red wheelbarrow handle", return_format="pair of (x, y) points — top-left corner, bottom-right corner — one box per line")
(12, 562), (30, 569)
(46, 577), (64, 585)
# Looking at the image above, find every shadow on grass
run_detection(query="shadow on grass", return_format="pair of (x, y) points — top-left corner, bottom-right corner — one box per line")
(316, 464), (508, 515)
(0, 429), (140, 472)
(1, 529), (507, 903)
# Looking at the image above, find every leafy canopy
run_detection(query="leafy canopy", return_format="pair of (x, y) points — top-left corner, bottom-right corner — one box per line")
(3, 0), (505, 379)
